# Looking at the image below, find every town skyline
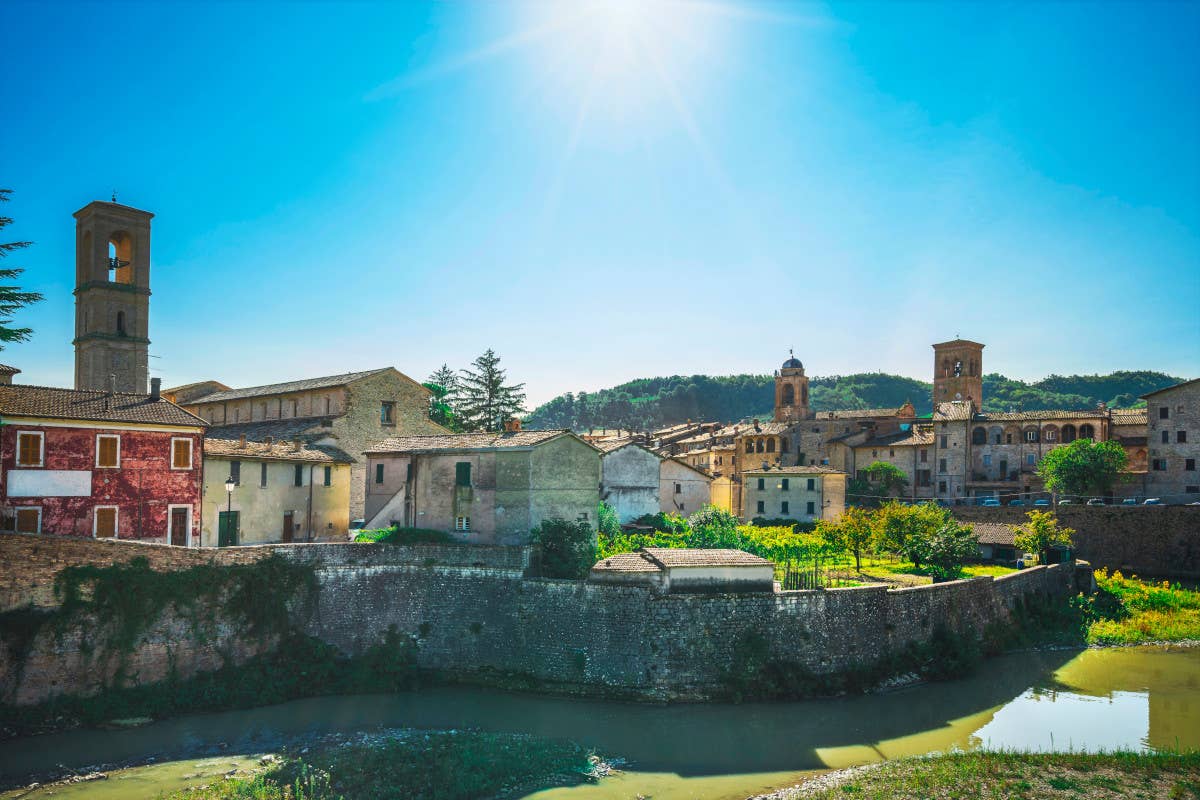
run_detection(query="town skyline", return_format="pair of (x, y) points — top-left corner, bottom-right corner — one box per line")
(4, 1), (1198, 407)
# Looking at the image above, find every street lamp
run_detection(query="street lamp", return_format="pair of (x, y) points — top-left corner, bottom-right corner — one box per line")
(224, 476), (235, 546)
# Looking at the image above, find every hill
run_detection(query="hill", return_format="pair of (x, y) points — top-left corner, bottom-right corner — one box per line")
(524, 370), (1184, 432)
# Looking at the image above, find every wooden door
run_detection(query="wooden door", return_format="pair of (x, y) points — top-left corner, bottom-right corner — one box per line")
(218, 511), (239, 547)
(16, 508), (40, 533)
(95, 508), (117, 538)
(170, 507), (189, 546)
(282, 511), (294, 543)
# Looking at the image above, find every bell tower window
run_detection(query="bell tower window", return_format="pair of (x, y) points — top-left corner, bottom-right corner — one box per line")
(106, 233), (134, 284)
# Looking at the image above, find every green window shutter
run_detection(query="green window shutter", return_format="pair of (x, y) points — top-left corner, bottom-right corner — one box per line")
(375, 463), (385, 484)
(456, 462), (471, 487)
(323, 466), (332, 486)
(294, 464), (303, 487)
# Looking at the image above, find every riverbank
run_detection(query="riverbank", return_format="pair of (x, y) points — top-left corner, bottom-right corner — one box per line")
(751, 750), (1200, 799)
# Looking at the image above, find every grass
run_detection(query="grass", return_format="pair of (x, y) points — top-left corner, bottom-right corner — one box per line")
(164, 730), (599, 800)
(854, 555), (1017, 586)
(1081, 569), (1200, 646)
(353, 526), (455, 545)
(795, 751), (1200, 799)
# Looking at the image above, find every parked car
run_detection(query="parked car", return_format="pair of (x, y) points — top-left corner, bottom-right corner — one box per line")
(350, 518), (366, 530)
(1058, 499), (1074, 505)
(981, 498), (1002, 507)
(1008, 499), (1025, 507)
(1016, 552), (1038, 569)
(1033, 499), (1051, 507)
(1143, 498), (1163, 505)
(1086, 498), (1106, 506)
(1121, 497), (1138, 506)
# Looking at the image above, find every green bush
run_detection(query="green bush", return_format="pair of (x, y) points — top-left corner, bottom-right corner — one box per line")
(531, 518), (596, 579)
(354, 527), (455, 545)
(597, 502), (621, 537)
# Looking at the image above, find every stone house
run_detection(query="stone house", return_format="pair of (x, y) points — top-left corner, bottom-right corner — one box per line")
(1144, 378), (1200, 502)
(363, 428), (601, 544)
(659, 457), (712, 516)
(167, 367), (446, 520)
(200, 423), (356, 546)
(844, 428), (937, 500)
(741, 466), (846, 523)
(973, 521), (1019, 564)
(0, 377), (206, 543)
(589, 547), (774, 593)
(599, 441), (661, 523)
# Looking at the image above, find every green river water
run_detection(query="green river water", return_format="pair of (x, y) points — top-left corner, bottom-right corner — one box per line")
(1, 647), (1196, 800)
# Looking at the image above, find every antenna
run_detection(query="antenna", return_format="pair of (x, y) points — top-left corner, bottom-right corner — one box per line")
(111, 190), (118, 203)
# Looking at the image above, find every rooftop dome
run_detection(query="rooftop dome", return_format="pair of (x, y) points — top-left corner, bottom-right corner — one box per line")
(782, 350), (803, 370)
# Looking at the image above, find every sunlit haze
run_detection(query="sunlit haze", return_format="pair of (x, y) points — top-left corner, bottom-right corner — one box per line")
(3, 0), (1198, 405)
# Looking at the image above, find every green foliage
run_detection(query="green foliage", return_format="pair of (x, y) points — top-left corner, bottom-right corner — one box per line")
(596, 502), (621, 538)
(167, 731), (599, 800)
(909, 519), (979, 581)
(454, 348), (526, 432)
(1083, 569), (1200, 645)
(1011, 509), (1075, 557)
(817, 506), (876, 570)
(848, 461), (910, 507)
(0, 189), (44, 348)
(684, 505), (743, 548)
(1036, 438), (1128, 497)
(354, 526), (455, 545)
(531, 518), (596, 579)
(524, 368), (1179, 431)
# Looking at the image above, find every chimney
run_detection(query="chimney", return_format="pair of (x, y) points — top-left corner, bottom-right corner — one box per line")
(238, 434), (246, 448)
(293, 438), (302, 451)
(504, 418), (522, 432)
(264, 435), (273, 447)
(0, 365), (19, 386)
(150, 377), (161, 400)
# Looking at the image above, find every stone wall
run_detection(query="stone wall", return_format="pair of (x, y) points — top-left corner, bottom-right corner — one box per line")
(0, 533), (1070, 706)
(954, 506), (1200, 579)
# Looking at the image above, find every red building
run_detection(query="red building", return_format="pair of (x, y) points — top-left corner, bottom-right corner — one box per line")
(0, 377), (207, 543)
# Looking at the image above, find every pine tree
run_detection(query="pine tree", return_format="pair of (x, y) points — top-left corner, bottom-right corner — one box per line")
(424, 363), (462, 431)
(455, 349), (526, 432)
(0, 190), (43, 348)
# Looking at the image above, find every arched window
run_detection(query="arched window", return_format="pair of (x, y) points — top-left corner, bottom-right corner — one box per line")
(756, 439), (765, 453)
(1024, 427), (1039, 443)
(116, 311), (126, 336)
(745, 439), (754, 453)
(1061, 424), (1077, 443)
(1043, 425), (1059, 443)
(106, 232), (134, 284)
(781, 384), (795, 406)
(942, 358), (951, 377)
(766, 438), (776, 453)
(801, 384), (808, 404)
(972, 426), (987, 445)
(1079, 423), (1095, 440)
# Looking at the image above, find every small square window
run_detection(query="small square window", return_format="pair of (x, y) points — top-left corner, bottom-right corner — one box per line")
(381, 401), (396, 425)
(1186, 459), (1196, 472)
(1162, 430), (1170, 444)
(1178, 431), (1188, 444)
(375, 463), (385, 484)
(456, 462), (472, 487)
(96, 434), (120, 468)
(674, 482), (682, 494)
(807, 478), (815, 491)
(757, 477), (765, 490)
(756, 500), (765, 514)
(781, 501), (789, 514)
(455, 516), (470, 531)
(16, 431), (44, 467)
(1159, 406), (1169, 419)
(939, 458), (948, 474)
(781, 478), (789, 491)
(171, 438), (193, 470)
(806, 501), (815, 515)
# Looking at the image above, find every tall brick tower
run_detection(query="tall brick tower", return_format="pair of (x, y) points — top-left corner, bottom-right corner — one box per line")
(932, 338), (984, 407)
(774, 350), (810, 422)
(73, 200), (153, 394)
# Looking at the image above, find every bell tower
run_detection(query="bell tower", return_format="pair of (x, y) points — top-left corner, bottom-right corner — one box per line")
(932, 338), (984, 408)
(774, 350), (810, 422)
(73, 200), (153, 394)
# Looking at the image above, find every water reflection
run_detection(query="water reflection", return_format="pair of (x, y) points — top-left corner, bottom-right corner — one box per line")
(0, 647), (1196, 800)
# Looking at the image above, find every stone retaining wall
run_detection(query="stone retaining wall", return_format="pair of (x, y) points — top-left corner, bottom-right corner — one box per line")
(0, 534), (1072, 706)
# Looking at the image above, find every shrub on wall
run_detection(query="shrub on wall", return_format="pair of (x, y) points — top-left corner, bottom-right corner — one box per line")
(531, 518), (596, 579)
(354, 527), (455, 545)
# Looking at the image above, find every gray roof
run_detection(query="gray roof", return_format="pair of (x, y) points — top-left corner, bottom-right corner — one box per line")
(365, 429), (592, 454)
(1142, 378), (1200, 399)
(183, 368), (407, 403)
(0, 384), (206, 427)
(203, 418), (354, 463)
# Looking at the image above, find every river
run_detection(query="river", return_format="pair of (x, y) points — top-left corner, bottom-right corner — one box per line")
(1, 646), (1196, 800)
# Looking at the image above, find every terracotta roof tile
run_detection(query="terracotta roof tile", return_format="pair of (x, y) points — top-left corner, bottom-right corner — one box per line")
(204, 420), (355, 464)
(975, 410), (1108, 422)
(0, 384), (206, 427)
(591, 551), (662, 573)
(644, 547), (773, 567)
(971, 522), (1017, 546)
(186, 368), (403, 403)
(741, 465), (844, 475)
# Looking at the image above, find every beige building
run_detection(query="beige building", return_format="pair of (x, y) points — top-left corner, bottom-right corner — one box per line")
(363, 428), (601, 545)
(167, 367), (446, 520)
(1144, 378), (1200, 502)
(659, 457), (712, 516)
(599, 441), (662, 523)
(741, 466), (846, 523)
(201, 427), (355, 546)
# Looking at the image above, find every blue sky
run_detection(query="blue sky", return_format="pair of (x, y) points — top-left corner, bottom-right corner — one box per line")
(2, 0), (1197, 407)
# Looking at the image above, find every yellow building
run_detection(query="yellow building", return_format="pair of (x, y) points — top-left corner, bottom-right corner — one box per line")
(201, 427), (354, 546)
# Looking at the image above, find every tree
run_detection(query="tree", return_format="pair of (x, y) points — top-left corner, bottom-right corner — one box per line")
(424, 364), (461, 431)
(848, 461), (910, 507)
(0, 189), (43, 348)
(912, 520), (979, 581)
(875, 501), (947, 569)
(818, 506), (876, 571)
(454, 349), (527, 432)
(1011, 510), (1074, 563)
(1036, 438), (1128, 499)
(597, 501), (621, 538)
(531, 518), (596, 579)
(685, 505), (743, 548)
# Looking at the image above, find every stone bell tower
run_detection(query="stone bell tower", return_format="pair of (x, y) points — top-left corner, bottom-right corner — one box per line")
(774, 350), (810, 422)
(932, 338), (984, 408)
(73, 200), (153, 394)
